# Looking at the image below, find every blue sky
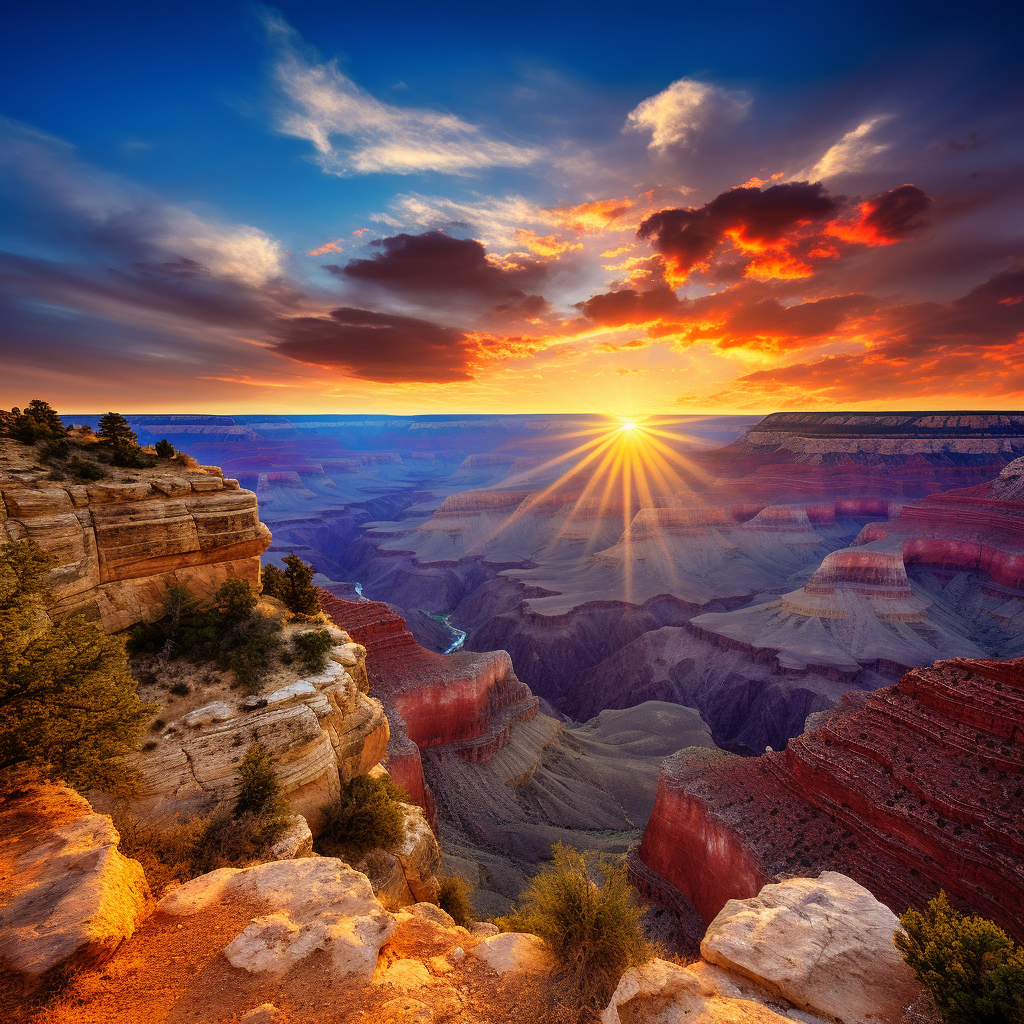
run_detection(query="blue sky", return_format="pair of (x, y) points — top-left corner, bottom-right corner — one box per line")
(1, 1), (1021, 413)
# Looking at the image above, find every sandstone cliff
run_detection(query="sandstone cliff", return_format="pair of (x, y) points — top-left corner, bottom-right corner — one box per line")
(0, 440), (271, 633)
(632, 655), (1024, 945)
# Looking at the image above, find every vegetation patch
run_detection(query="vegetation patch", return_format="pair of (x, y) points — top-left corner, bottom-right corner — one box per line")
(897, 892), (1024, 1024)
(292, 629), (334, 673)
(261, 553), (322, 615)
(437, 875), (475, 928)
(497, 843), (655, 1017)
(315, 774), (409, 861)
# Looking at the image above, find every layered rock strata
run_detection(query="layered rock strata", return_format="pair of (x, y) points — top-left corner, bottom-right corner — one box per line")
(632, 656), (1024, 944)
(319, 593), (539, 821)
(131, 629), (388, 830)
(0, 443), (271, 633)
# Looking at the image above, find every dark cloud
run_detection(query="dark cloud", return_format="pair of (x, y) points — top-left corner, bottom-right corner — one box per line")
(330, 230), (548, 305)
(637, 182), (842, 275)
(275, 307), (477, 382)
(860, 184), (932, 241)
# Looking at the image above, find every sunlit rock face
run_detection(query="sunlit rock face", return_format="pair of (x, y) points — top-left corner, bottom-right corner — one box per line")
(0, 444), (271, 633)
(631, 655), (1024, 947)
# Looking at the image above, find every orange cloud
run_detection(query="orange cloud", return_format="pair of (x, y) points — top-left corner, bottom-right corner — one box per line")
(826, 184), (932, 246)
(544, 196), (634, 233)
(513, 228), (584, 258)
(309, 241), (343, 255)
(736, 172), (784, 188)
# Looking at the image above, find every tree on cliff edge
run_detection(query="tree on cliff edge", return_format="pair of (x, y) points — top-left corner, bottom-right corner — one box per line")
(261, 553), (320, 615)
(97, 411), (137, 446)
(0, 539), (155, 792)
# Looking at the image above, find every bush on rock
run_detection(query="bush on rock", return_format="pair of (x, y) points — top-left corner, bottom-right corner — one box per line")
(897, 891), (1024, 1024)
(316, 774), (409, 861)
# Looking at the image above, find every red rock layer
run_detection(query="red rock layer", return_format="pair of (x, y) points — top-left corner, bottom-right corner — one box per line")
(319, 592), (539, 818)
(632, 657), (1024, 943)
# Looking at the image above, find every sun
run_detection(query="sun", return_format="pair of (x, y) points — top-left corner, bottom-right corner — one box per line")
(619, 418), (639, 432)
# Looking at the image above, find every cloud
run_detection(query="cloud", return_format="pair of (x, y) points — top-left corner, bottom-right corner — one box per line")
(637, 182), (842, 281)
(577, 281), (872, 353)
(827, 184), (932, 245)
(275, 307), (477, 382)
(804, 117), (891, 179)
(329, 230), (549, 306)
(269, 19), (540, 175)
(625, 78), (750, 150)
(705, 268), (1024, 405)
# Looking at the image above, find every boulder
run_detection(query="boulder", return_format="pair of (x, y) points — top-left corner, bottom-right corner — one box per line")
(701, 872), (923, 1023)
(393, 804), (442, 904)
(0, 780), (148, 979)
(470, 932), (551, 975)
(602, 958), (807, 1024)
(375, 957), (431, 992)
(158, 858), (395, 980)
(269, 815), (314, 860)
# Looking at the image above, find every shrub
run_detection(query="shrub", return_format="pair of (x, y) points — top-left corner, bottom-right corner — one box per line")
(154, 438), (175, 458)
(496, 844), (655, 1013)
(437, 875), (475, 928)
(234, 741), (284, 817)
(217, 578), (257, 621)
(316, 774), (409, 860)
(293, 629), (334, 673)
(261, 554), (321, 615)
(66, 456), (107, 481)
(0, 539), (155, 792)
(0, 400), (68, 443)
(111, 438), (156, 468)
(896, 892), (1024, 1024)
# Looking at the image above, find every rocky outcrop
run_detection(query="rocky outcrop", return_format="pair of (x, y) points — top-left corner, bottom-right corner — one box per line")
(0, 779), (148, 980)
(632, 656), (1024, 945)
(0, 442), (271, 633)
(158, 858), (396, 979)
(132, 633), (388, 829)
(701, 873), (921, 1024)
(605, 873), (925, 1024)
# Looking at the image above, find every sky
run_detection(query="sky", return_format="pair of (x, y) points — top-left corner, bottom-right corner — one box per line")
(0, 0), (1021, 415)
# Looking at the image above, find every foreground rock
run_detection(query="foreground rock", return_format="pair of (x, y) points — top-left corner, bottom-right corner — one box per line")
(158, 857), (395, 979)
(701, 872), (921, 1024)
(0, 779), (148, 979)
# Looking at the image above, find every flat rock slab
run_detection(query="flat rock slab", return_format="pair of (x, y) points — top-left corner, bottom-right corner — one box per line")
(701, 871), (923, 1024)
(158, 857), (395, 980)
(0, 780), (148, 978)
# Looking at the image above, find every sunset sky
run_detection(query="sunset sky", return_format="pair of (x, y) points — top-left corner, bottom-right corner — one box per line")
(1, 1), (1021, 415)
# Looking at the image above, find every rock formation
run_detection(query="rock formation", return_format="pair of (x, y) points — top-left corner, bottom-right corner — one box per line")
(129, 625), (389, 830)
(0, 778), (148, 981)
(632, 656), (1024, 945)
(0, 440), (271, 633)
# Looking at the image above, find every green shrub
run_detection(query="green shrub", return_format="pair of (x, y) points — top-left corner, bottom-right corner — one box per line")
(437, 875), (475, 928)
(217, 578), (257, 621)
(111, 438), (156, 468)
(155, 438), (175, 458)
(0, 400), (68, 443)
(497, 844), (655, 1013)
(293, 629), (334, 673)
(234, 741), (284, 816)
(896, 892), (1024, 1024)
(0, 539), (155, 792)
(67, 456), (107, 481)
(316, 774), (409, 860)
(261, 554), (321, 615)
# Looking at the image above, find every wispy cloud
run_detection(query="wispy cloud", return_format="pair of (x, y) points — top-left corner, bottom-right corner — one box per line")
(802, 116), (892, 179)
(268, 17), (542, 176)
(624, 78), (750, 151)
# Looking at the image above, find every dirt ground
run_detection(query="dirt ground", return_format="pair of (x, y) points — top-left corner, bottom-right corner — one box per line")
(1, 896), (575, 1024)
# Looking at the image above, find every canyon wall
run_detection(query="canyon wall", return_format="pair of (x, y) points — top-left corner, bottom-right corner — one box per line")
(632, 655), (1024, 944)
(0, 441), (271, 633)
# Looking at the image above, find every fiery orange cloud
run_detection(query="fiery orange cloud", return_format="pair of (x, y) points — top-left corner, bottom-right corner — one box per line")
(513, 228), (584, 258)
(309, 241), (343, 255)
(742, 255), (814, 280)
(544, 196), (634, 233)
(737, 172), (784, 188)
(826, 184), (933, 246)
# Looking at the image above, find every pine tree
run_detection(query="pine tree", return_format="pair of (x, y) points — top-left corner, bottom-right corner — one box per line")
(98, 411), (137, 445)
(261, 554), (321, 615)
(0, 539), (154, 792)
(2, 400), (68, 443)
